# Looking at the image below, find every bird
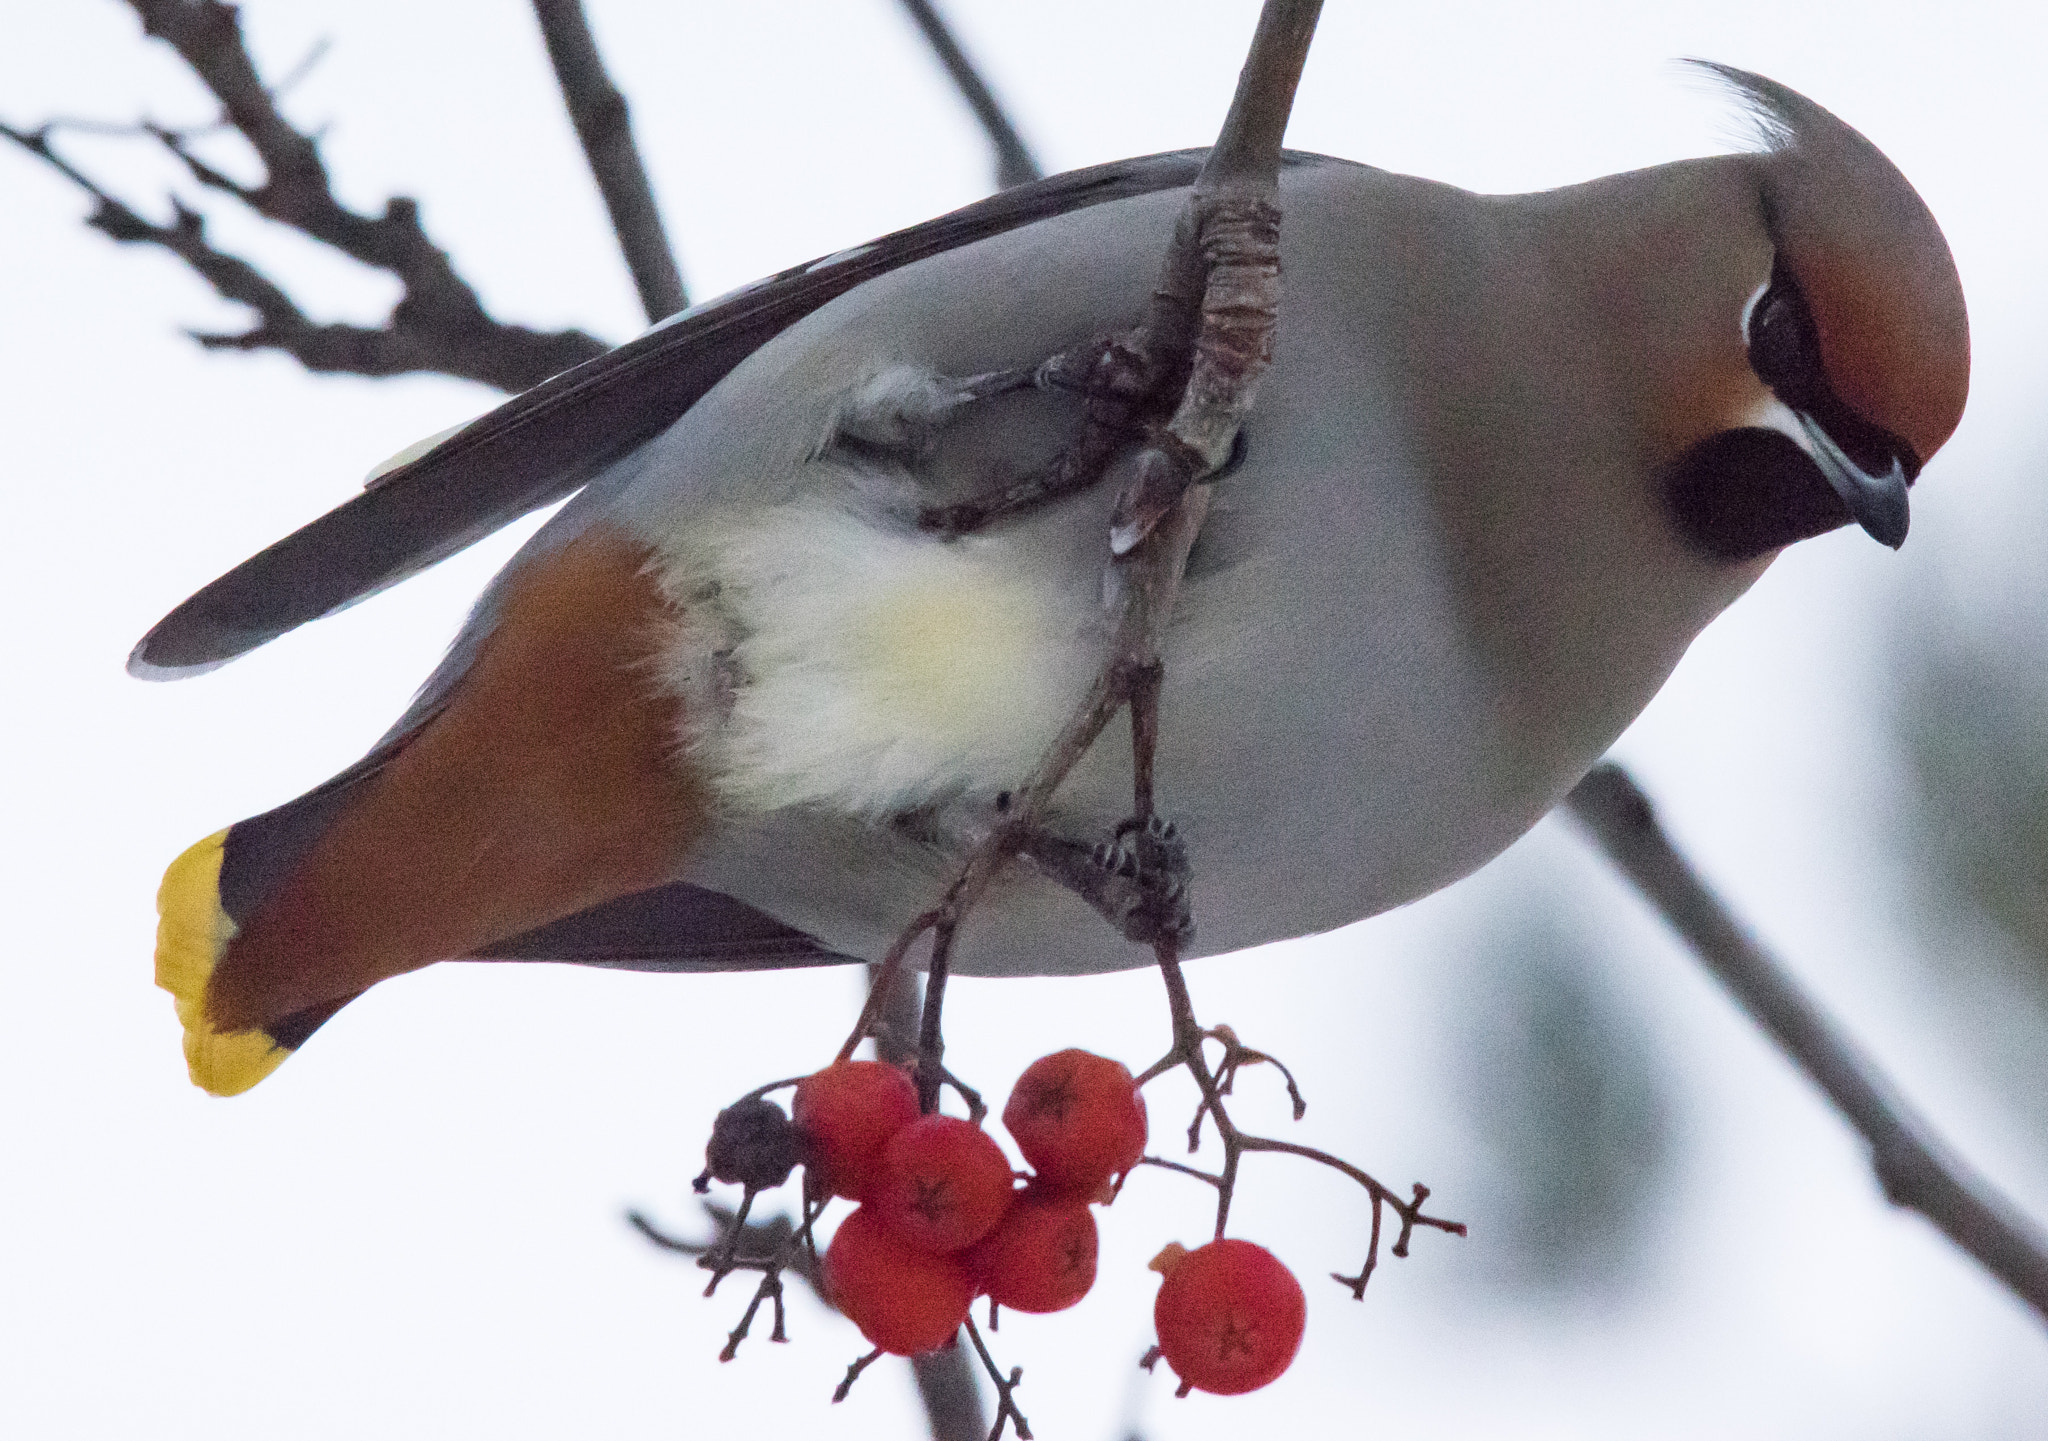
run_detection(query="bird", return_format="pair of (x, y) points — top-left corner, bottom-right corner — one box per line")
(142, 65), (1968, 1097)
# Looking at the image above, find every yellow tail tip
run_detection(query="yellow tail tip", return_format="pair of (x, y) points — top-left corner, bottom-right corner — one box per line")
(155, 830), (289, 1097)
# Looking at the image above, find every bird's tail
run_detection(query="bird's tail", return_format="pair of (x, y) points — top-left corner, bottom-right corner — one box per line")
(153, 759), (384, 1097)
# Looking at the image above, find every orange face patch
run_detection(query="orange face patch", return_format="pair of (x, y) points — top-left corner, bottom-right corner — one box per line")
(1800, 244), (1970, 464)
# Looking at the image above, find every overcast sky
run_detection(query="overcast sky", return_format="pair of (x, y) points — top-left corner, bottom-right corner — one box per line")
(5, 2), (2048, 1437)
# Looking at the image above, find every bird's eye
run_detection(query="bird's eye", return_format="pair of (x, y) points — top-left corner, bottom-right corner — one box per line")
(1745, 261), (1824, 399)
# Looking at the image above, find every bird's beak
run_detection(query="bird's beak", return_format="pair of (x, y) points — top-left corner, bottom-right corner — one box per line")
(1795, 409), (1910, 549)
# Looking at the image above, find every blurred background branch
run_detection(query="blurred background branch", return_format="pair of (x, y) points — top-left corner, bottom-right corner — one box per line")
(1568, 762), (2048, 1324)
(1892, 609), (2048, 1009)
(1442, 879), (1675, 1302)
(896, 0), (1041, 190)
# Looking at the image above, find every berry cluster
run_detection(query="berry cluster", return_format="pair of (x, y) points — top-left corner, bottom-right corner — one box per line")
(684, 1041), (1328, 1419)
(808, 1050), (1140, 1355)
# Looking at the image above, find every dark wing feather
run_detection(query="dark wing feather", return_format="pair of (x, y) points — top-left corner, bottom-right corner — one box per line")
(129, 149), (1248, 679)
(472, 882), (860, 972)
(258, 882), (853, 1058)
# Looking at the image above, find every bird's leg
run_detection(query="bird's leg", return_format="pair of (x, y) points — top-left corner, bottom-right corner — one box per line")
(917, 328), (1195, 537)
(814, 363), (1036, 463)
(810, 328), (1191, 539)
(1012, 817), (1194, 948)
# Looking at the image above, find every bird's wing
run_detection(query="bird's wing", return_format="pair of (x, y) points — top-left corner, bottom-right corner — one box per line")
(127, 149), (1237, 679)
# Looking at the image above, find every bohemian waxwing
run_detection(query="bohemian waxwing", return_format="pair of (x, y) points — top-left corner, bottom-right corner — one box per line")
(141, 66), (1968, 1096)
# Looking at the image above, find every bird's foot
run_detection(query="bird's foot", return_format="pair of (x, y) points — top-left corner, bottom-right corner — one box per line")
(1101, 814), (1195, 946)
(1015, 814), (1193, 947)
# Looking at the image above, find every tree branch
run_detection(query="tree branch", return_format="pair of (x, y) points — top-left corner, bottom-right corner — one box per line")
(3, 0), (610, 391)
(897, 0), (1041, 190)
(530, 0), (687, 321)
(845, 0), (1324, 1072)
(1566, 762), (2048, 1326)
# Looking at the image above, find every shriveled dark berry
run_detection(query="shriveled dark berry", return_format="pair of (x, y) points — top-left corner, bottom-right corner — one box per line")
(699, 1096), (801, 1192)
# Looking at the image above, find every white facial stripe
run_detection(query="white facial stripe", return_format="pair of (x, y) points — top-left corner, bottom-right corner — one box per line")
(1739, 278), (1771, 344)
(1742, 393), (1816, 459)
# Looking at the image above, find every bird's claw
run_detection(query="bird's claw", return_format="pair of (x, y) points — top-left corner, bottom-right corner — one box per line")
(1011, 817), (1194, 949)
(1093, 815), (1193, 946)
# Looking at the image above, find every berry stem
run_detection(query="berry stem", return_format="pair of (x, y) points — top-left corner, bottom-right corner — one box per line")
(700, 1187), (758, 1292)
(688, 1190), (829, 1359)
(831, 1347), (884, 1403)
(1140, 927), (1466, 1265)
(915, 918), (958, 1113)
(1134, 1154), (1223, 1187)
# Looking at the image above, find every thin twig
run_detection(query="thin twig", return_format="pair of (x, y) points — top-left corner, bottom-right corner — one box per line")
(963, 1314), (1033, 1441)
(896, 0), (1040, 190)
(1565, 761), (2048, 1326)
(626, 1200), (825, 1298)
(833, 1348), (885, 1403)
(530, 0), (687, 320)
(841, 909), (943, 1062)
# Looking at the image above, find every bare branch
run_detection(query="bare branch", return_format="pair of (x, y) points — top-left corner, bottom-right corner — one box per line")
(5, 0), (611, 390)
(1566, 762), (2048, 1326)
(530, 0), (687, 321)
(896, 0), (1041, 190)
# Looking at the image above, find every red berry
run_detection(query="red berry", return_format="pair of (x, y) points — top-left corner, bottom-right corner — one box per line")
(1152, 1239), (1306, 1396)
(825, 1205), (972, 1356)
(872, 1115), (1016, 1253)
(962, 1186), (1098, 1314)
(1002, 1049), (1147, 1196)
(793, 1061), (919, 1200)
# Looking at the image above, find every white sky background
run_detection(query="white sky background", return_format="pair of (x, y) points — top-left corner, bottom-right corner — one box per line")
(3, 1), (2047, 1436)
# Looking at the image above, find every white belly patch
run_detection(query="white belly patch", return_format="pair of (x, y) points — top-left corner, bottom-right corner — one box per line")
(652, 498), (1107, 817)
